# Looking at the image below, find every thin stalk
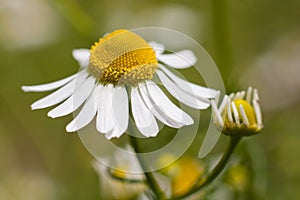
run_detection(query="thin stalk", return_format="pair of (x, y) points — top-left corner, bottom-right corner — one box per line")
(211, 0), (234, 87)
(171, 136), (241, 199)
(128, 135), (166, 200)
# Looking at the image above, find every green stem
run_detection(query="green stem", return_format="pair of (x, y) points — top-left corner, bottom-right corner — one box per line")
(128, 135), (166, 200)
(52, 0), (96, 38)
(171, 136), (241, 199)
(211, 0), (234, 87)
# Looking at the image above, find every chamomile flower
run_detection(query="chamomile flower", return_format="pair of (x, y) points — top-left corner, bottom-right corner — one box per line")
(92, 148), (146, 200)
(211, 87), (263, 136)
(93, 146), (172, 200)
(22, 29), (218, 139)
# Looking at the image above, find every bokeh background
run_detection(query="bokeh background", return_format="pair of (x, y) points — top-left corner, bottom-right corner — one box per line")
(1, 0), (300, 199)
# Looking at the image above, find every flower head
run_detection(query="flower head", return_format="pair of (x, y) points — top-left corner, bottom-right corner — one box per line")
(22, 29), (218, 139)
(89, 29), (158, 86)
(93, 146), (171, 200)
(93, 146), (146, 200)
(157, 154), (204, 197)
(211, 87), (263, 136)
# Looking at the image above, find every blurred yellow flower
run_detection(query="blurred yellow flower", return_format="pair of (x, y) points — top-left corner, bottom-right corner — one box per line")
(157, 154), (204, 197)
(226, 164), (250, 192)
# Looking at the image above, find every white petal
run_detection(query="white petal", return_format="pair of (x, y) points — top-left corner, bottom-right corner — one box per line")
(157, 50), (197, 69)
(101, 87), (129, 139)
(156, 70), (210, 109)
(159, 64), (217, 98)
(72, 49), (90, 68)
(227, 99), (233, 123)
(211, 100), (223, 126)
(231, 102), (240, 125)
(96, 84), (114, 133)
(253, 88), (260, 101)
(234, 91), (245, 100)
(252, 89), (263, 128)
(22, 73), (77, 92)
(148, 41), (165, 56)
(131, 87), (159, 137)
(48, 76), (95, 118)
(30, 71), (88, 110)
(145, 81), (194, 127)
(239, 104), (249, 126)
(214, 91), (220, 105)
(66, 85), (101, 132)
(246, 86), (253, 103)
(218, 95), (228, 113)
(253, 100), (263, 128)
(233, 92), (241, 100)
(112, 86), (129, 133)
(105, 127), (124, 139)
(138, 83), (176, 128)
(239, 91), (246, 99)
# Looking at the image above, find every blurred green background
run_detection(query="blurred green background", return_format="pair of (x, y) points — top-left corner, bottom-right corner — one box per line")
(1, 0), (300, 199)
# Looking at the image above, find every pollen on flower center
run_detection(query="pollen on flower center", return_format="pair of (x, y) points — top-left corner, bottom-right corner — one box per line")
(88, 29), (158, 86)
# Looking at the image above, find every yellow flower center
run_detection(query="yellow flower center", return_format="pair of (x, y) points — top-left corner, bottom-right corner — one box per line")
(223, 99), (260, 136)
(233, 99), (256, 125)
(88, 29), (158, 86)
(111, 168), (126, 179)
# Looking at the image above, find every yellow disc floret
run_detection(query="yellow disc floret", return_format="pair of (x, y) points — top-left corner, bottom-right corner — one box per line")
(88, 29), (158, 86)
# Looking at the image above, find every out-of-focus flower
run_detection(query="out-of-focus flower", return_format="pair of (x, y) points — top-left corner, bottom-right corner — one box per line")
(93, 146), (171, 200)
(0, 169), (58, 200)
(0, 0), (61, 50)
(241, 32), (300, 111)
(157, 154), (204, 198)
(103, 3), (204, 44)
(22, 29), (218, 139)
(93, 149), (146, 200)
(211, 87), (263, 136)
(225, 164), (250, 192)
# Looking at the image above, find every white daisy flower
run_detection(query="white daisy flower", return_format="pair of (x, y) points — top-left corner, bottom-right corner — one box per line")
(92, 148), (147, 200)
(211, 87), (263, 136)
(22, 29), (218, 139)
(93, 145), (172, 200)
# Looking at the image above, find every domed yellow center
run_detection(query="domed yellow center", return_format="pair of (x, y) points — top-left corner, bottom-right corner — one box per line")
(223, 99), (259, 136)
(88, 29), (158, 86)
(233, 99), (256, 125)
